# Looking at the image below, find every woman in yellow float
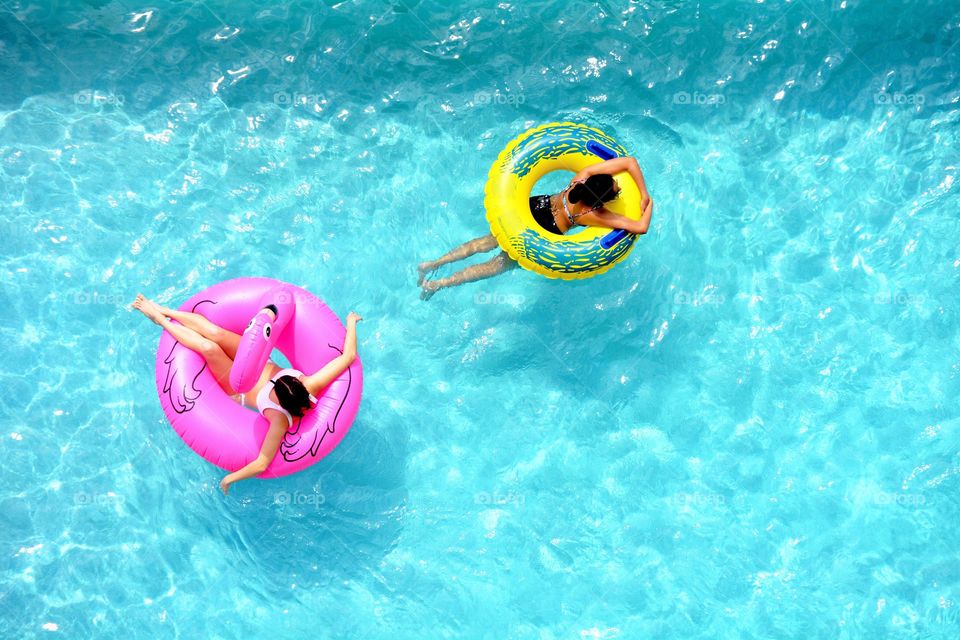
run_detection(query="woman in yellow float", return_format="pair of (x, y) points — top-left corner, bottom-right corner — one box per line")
(418, 122), (654, 299)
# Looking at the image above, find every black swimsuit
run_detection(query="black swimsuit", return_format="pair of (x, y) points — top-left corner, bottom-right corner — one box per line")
(529, 195), (561, 233)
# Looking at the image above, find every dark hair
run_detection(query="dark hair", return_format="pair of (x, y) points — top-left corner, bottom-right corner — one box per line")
(568, 174), (618, 209)
(273, 375), (312, 418)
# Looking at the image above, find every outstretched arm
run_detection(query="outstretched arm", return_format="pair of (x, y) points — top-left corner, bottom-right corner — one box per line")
(219, 414), (288, 494)
(302, 312), (362, 397)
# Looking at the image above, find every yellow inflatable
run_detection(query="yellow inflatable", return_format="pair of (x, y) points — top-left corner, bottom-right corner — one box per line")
(484, 122), (642, 280)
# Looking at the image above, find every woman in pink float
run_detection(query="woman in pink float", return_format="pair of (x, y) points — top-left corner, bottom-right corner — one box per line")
(132, 293), (361, 494)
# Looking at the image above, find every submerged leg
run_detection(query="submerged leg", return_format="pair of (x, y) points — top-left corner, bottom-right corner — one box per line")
(420, 251), (518, 300)
(418, 234), (499, 283)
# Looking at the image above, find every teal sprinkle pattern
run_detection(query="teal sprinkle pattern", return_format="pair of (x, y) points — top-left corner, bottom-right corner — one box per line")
(516, 228), (636, 274)
(503, 123), (628, 180)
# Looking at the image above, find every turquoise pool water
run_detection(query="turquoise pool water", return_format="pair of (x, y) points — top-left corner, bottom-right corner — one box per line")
(2, 0), (959, 637)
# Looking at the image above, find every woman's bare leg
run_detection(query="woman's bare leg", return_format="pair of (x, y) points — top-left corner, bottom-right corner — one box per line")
(418, 234), (499, 283)
(133, 295), (236, 394)
(420, 251), (518, 300)
(137, 295), (244, 359)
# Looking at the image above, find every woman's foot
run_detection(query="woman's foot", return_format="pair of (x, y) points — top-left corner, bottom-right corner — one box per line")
(132, 294), (166, 325)
(142, 295), (170, 318)
(417, 261), (437, 286)
(420, 280), (441, 301)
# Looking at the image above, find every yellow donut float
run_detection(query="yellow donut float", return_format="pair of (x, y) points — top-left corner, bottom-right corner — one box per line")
(484, 122), (642, 280)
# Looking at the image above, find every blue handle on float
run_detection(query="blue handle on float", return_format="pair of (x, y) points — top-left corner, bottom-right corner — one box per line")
(587, 140), (632, 248)
(601, 228), (630, 249)
(587, 140), (618, 160)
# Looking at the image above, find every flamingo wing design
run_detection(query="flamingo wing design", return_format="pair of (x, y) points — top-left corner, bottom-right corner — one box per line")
(280, 344), (352, 462)
(159, 298), (219, 414)
(161, 342), (204, 414)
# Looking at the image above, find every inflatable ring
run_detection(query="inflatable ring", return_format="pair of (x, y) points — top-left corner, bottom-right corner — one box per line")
(154, 277), (363, 478)
(484, 122), (643, 280)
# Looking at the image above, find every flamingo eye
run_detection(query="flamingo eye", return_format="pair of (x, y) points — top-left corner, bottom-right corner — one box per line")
(245, 318), (256, 332)
(262, 324), (272, 340)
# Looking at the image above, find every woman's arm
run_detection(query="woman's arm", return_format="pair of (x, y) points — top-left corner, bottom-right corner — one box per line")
(219, 414), (288, 494)
(626, 192), (654, 235)
(573, 157), (630, 183)
(572, 156), (649, 194)
(581, 196), (653, 235)
(301, 312), (362, 397)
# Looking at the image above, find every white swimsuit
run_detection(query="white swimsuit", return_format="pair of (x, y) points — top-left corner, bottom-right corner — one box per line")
(255, 368), (316, 428)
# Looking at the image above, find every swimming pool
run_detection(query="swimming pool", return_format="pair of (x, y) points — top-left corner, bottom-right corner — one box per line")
(1, 0), (958, 637)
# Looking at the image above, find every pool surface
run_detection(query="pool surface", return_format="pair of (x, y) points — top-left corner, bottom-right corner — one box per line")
(1, 1), (959, 638)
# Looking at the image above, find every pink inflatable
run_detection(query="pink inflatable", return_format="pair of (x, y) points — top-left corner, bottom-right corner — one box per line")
(229, 285), (296, 394)
(154, 277), (363, 478)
